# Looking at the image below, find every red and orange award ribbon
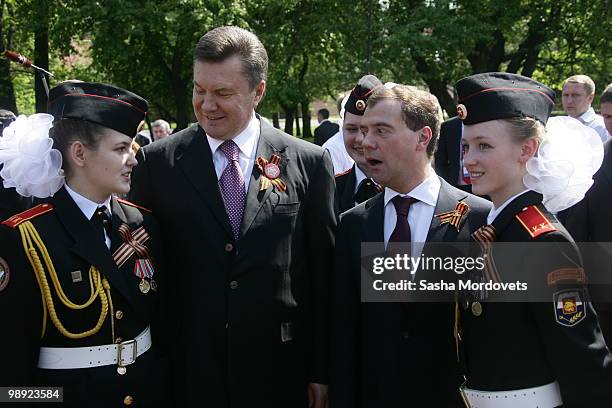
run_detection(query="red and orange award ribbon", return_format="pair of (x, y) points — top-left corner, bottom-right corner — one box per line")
(435, 201), (470, 231)
(256, 155), (287, 192)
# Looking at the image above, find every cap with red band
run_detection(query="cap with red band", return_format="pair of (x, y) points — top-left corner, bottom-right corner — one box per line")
(344, 74), (383, 117)
(47, 81), (148, 138)
(455, 72), (555, 125)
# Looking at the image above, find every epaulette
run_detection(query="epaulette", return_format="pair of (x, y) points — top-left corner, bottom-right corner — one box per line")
(335, 167), (353, 178)
(116, 198), (152, 213)
(515, 205), (557, 238)
(1, 203), (54, 228)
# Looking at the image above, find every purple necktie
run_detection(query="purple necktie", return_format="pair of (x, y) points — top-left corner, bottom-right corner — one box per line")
(218, 140), (246, 240)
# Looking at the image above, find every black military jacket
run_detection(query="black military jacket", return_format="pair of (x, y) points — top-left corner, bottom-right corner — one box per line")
(0, 187), (169, 407)
(459, 190), (612, 407)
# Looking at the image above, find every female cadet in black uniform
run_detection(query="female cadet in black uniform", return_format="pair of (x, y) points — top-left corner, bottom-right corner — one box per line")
(0, 82), (169, 407)
(456, 73), (612, 408)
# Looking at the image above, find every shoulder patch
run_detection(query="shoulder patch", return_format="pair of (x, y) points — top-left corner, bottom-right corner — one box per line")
(1, 203), (54, 228)
(335, 167), (353, 178)
(116, 198), (152, 213)
(515, 205), (556, 238)
(554, 289), (586, 327)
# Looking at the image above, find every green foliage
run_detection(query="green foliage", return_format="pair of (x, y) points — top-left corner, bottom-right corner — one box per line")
(5, 0), (611, 120)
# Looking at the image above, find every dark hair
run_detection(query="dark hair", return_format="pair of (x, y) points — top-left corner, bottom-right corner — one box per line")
(368, 85), (443, 158)
(601, 83), (612, 105)
(194, 26), (268, 91)
(318, 108), (330, 119)
(49, 119), (107, 174)
(0, 109), (16, 133)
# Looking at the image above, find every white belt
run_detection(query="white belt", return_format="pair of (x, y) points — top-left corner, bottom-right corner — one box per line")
(38, 326), (152, 370)
(462, 381), (563, 408)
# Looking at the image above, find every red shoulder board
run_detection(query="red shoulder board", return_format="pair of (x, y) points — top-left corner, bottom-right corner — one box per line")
(116, 198), (152, 213)
(515, 205), (557, 238)
(335, 167), (353, 178)
(1, 203), (54, 228)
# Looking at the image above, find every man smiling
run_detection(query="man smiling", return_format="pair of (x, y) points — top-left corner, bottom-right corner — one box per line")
(562, 75), (609, 142)
(130, 26), (335, 407)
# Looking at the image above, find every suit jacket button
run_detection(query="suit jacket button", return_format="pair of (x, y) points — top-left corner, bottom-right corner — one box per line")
(230, 280), (238, 289)
(115, 337), (123, 344)
(123, 395), (134, 406)
(115, 310), (124, 320)
(225, 243), (234, 252)
(401, 331), (410, 339)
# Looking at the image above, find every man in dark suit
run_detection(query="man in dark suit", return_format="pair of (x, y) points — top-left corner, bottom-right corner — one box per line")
(313, 108), (339, 146)
(334, 75), (383, 216)
(129, 26), (336, 408)
(330, 84), (490, 407)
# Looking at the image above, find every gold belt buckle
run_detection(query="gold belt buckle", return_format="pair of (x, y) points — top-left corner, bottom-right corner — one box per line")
(117, 338), (138, 366)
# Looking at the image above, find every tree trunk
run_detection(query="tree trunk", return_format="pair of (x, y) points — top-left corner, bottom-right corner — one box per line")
(427, 80), (456, 119)
(283, 106), (295, 135)
(301, 100), (311, 139)
(467, 30), (505, 73)
(33, 0), (50, 113)
(0, 0), (17, 113)
(172, 76), (189, 131)
(295, 105), (301, 137)
(272, 112), (280, 129)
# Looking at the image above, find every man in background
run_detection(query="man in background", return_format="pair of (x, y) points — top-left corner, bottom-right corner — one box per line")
(151, 119), (172, 141)
(314, 108), (339, 146)
(562, 74), (609, 142)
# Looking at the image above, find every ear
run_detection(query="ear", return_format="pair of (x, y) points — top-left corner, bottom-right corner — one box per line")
(68, 141), (88, 169)
(587, 92), (594, 104)
(253, 80), (266, 107)
(416, 126), (433, 152)
(519, 138), (539, 163)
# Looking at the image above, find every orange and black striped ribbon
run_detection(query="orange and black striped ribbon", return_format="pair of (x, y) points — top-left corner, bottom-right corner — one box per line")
(471, 224), (501, 284)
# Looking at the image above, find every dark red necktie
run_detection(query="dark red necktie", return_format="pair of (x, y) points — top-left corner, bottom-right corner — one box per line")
(389, 196), (418, 243)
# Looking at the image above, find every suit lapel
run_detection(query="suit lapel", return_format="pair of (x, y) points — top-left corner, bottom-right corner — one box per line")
(240, 119), (289, 239)
(53, 188), (136, 308)
(175, 126), (233, 238)
(363, 195), (385, 243)
(426, 179), (468, 242)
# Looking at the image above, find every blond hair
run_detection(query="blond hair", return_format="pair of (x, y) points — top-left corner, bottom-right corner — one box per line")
(564, 75), (596, 96)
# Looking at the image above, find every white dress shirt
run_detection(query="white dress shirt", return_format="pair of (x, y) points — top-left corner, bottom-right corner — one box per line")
(353, 165), (368, 195)
(322, 130), (354, 175)
(207, 112), (260, 193)
(577, 108), (610, 143)
(383, 169), (441, 252)
(65, 184), (112, 249)
(487, 189), (530, 224)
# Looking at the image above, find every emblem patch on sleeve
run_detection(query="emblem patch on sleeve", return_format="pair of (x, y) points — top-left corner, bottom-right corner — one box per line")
(0, 257), (10, 292)
(554, 289), (586, 327)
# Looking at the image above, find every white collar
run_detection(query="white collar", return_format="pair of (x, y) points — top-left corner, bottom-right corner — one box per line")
(578, 107), (597, 123)
(383, 167), (440, 207)
(65, 184), (112, 220)
(354, 165), (368, 186)
(487, 189), (530, 224)
(207, 112), (259, 158)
